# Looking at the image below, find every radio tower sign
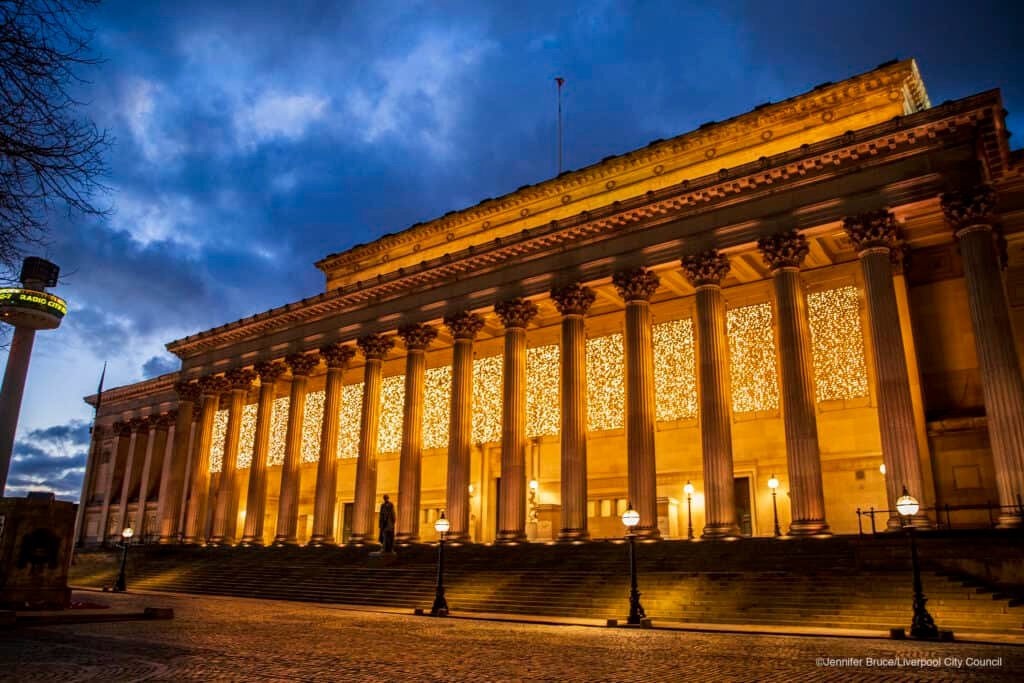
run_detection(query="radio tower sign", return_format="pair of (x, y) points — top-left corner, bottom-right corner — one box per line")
(0, 257), (66, 495)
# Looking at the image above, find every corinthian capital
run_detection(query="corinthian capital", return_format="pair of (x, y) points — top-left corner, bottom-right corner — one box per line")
(197, 374), (229, 397)
(356, 334), (394, 361)
(550, 282), (596, 316)
(225, 368), (256, 391)
(495, 298), (539, 329)
(285, 352), (320, 376)
(842, 210), (902, 253)
(398, 324), (438, 351)
(156, 411), (177, 430)
(612, 267), (660, 302)
(941, 184), (997, 234)
(113, 420), (132, 437)
(444, 311), (485, 340)
(320, 342), (356, 369)
(130, 416), (151, 433)
(174, 381), (201, 404)
(680, 250), (730, 287)
(757, 231), (809, 271)
(255, 360), (288, 383)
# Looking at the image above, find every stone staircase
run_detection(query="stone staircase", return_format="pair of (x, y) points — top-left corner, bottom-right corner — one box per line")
(70, 533), (1024, 636)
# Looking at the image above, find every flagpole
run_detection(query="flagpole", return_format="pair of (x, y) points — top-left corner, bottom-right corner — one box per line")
(555, 77), (565, 175)
(73, 361), (106, 550)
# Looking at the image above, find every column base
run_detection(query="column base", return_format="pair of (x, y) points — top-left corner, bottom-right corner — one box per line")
(445, 532), (473, 544)
(395, 533), (420, 544)
(556, 528), (590, 543)
(494, 530), (527, 545)
(206, 536), (234, 547)
(788, 520), (832, 537)
(307, 535), (336, 547)
(345, 532), (376, 546)
(632, 526), (661, 541)
(995, 513), (1022, 529)
(238, 537), (264, 548)
(157, 535), (181, 545)
(272, 536), (300, 547)
(180, 536), (205, 545)
(701, 523), (740, 540)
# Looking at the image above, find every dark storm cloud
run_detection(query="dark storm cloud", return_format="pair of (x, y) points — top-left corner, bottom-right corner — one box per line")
(7, 419), (91, 500)
(142, 354), (179, 378)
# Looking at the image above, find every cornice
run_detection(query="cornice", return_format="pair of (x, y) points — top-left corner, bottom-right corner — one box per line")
(315, 59), (928, 279)
(166, 90), (998, 360)
(83, 371), (178, 409)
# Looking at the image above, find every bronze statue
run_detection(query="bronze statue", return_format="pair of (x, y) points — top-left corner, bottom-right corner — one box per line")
(378, 494), (396, 553)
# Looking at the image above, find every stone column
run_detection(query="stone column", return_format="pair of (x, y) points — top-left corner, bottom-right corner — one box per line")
(444, 311), (484, 542)
(209, 368), (255, 545)
(396, 324), (437, 543)
(495, 298), (539, 544)
(73, 425), (104, 545)
(117, 416), (148, 538)
(159, 382), (200, 543)
(152, 418), (176, 542)
(843, 210), (929, 528)
(136, 414), (170, 540)
(183, 375), (228, 543)
(681, 251), (740, 539)
(310, 344), (356, 546)
(273, 353), (320, 546)
(100, 421), (131, 543)
(612, 268), (662, 539)
(239, 362), (286, 546)
(349, 335), (394, 544)
(942, 185), (1024, 527)
(757, 232), (831, 536)
(550, 283), (596, 542)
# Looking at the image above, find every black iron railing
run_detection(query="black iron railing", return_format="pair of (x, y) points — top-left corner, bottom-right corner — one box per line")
(856, 496), (1024, 535)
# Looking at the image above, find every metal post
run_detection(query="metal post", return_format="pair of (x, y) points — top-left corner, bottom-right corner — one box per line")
(869, 506), (877, 535)
(686, 494), (693, 540)
(987, 500), (995, 528)
(771, 489), (781, 537)
(114, 539), (129, 592)
(945, 504), (952, 530)
(626, 532), (646, 625)
(431, 533), (448, 616)
(857, 508), (863, 536)
(907, 525), (939, 639)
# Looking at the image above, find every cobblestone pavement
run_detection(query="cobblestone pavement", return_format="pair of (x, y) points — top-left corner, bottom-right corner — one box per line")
(1, 591), (1021, 682)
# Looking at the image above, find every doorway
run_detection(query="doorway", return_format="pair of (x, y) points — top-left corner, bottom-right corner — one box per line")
(734, 477), (753, 537)
(341, 503), (354, 544)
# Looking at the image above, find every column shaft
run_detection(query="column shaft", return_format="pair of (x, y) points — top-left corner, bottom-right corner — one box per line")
(624, 300), (660, 537)
(183, 391), (221, 543)
(274, 373), (311, 545)
(350, 358), (384, 543)
(772, 267), (829, 535)
(100, 425), (130, 543)
(558, 313), (589, 540)
(310, 364), (346, 545)
(159, 385), (198, 543)
(117, 424), (143, 537)
(240, 374), (280, 546)
(446, 338), (474, 540)
(211, 386), (247, 545)
(135, 424), (160, 538)
(497, 327), (528, 542)
(396, 348), (427, 542)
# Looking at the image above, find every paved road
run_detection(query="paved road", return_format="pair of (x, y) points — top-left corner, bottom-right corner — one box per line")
(1, 591), (1021, 682)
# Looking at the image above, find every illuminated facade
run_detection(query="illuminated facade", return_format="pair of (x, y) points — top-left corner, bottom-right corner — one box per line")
(77, 60), (1024, 547)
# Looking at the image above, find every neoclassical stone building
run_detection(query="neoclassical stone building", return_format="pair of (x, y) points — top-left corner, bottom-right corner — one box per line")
(75, 60), (1024, 548)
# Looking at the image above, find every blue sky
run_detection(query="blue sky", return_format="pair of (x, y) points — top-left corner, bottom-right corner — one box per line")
(4, 0), (1022, 500)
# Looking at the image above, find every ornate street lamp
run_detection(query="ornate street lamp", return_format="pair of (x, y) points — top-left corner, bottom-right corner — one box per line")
(768, 474), (781, 537)
(113, 527), (134, 592)
(431, 512), (450, 617)
(621, 503), (646, 625)
(683, 481), (695, 540)
(896, 486), (940, 639)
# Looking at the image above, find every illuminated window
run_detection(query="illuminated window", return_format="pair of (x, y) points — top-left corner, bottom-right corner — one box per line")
(807, 285), (869, 401)
(208, 409), (228, 473)
(526, 344), (560, 437)
(236, 403), (257, 469)
(654, 318), (697, 420)
(422, 365), (451, 450)
(727, 302), (779, 413)
(378, 375), (406, 454)
(338, 383), (363, 458)
(267, 396), (290, 467)
(472, 355), (503, 444)
(586, 333), (624, 432)
(302, 390), (325, 463)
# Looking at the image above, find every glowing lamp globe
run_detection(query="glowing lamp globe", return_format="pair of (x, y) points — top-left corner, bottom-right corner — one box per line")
(529, 479), (539, 491)
(768, 474), (779, 490)
(879, 463), (887, 475)
(121, 527), (134, 540)
(434, 513), (450, 535)
(683, 481), (694, 496)
(621, 506), (640, 529)
(896, 487), (919, 518)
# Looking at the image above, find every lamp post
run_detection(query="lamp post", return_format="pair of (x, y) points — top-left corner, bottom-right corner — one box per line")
(622, 503), (646, 625)
(113, 527), (134, 592)
(683, 481), (694, 540)
(896, 486), (939, 639)
(768, 474), (781, 537)
(431, 512), (450, 617)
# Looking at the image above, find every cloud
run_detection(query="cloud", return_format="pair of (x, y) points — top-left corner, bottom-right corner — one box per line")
(124, 78), (186, 163)
(7, 419), (91, 500)
(142, 354), (179, 378)
(234, 92), (329, 148)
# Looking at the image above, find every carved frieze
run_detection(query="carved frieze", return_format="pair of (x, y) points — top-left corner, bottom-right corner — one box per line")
(550, 282), (596, 316)
(612, 268), (660, 302)
(757, 231), (809, 270)
(444, 311), (485, 340)
(397, 324), (438, 351)
(495, 298), (539, 329)
(680, 250), (730, 287)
